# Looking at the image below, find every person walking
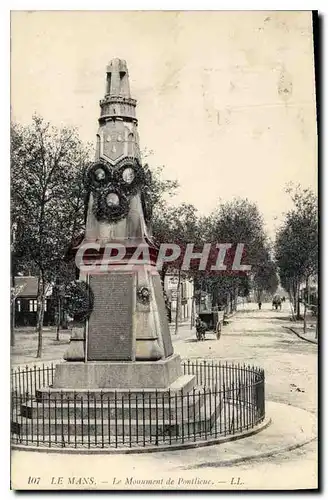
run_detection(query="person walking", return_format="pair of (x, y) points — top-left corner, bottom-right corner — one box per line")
(258, 301), (262, 310)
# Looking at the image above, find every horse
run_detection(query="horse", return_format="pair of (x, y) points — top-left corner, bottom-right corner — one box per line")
(195, 317), (206, 341)
(272, 296), (282, 310)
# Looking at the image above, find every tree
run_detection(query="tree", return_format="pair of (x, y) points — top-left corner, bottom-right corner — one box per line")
(152, 202), (200, 334)
(275, 185), (318, 328)
(11, 116), (92, 356)
(252, 250), (279, 302)
(202, 198), (268, 313)
(140, 149), (179, 231)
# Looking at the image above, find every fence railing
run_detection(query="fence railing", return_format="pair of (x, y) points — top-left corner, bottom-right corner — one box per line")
(11, 361), (265, 449)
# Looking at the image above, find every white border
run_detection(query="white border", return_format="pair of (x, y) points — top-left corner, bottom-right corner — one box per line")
(2, 4), (326, 499)
(3, 1), (327, 10)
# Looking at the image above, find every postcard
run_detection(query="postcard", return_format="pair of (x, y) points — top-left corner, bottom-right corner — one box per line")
(10, 10), (318, 491)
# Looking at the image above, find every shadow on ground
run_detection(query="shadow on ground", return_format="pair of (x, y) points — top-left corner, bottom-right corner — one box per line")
(184, 338), (216, 344)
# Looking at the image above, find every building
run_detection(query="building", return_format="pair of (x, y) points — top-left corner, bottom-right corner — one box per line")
(13, 276), (55, 327)
(164, 274), (194, 323)
(300, 275), (318, 307)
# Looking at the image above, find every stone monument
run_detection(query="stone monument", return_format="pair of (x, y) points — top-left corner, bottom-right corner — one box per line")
(15, 60), (223, 444)
(52, 58), (194, 394)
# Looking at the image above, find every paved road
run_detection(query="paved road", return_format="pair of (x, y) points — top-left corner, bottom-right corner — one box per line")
(173, 301), (317, 414)
(11, 301), (318, 490)
(171, 301), (318, 488)
(12, 301), (317, 415)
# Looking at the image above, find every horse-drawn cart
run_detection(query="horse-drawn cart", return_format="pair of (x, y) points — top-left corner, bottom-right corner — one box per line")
(196, 308), (225, 340)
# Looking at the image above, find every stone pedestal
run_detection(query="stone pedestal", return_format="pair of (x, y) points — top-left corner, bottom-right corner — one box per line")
(53, 354), (184, 389)
(20, 378), (221, 441)
(64, 262), (173, 364)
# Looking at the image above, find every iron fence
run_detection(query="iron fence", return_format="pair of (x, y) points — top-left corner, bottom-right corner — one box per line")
(11, 361), (265, 449)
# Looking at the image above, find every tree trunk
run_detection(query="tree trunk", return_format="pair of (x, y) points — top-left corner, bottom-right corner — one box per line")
(211, 285), (218, 309)
(292, 280), (297, 313)
(288, 290), (296, 320)
(229, 292), (233, 314)
(233, 286), (238, 311)
(11, 302), (15, 347)
(36, 272), (46, 358)
(160, 266), (167, 291)
(190, 287), (195, 329)
(174, 269), (182, 335)
(11, 262), (16, 347)
(303, 277), (310, 335)
(225, 293), (229, 315)
(11, 274), (16, 347)
(56, 296), (61, 342)
(296, 281), (301, 320)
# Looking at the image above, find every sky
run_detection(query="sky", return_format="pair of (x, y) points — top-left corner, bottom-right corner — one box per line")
(11, 11), (317, 239)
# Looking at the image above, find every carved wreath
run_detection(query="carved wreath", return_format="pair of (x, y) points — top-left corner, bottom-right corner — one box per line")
(85, 157), (148, 223)
(137, 286), (151, 305)
(64, 281), (94, 322)
(84, 158), (113, 192)
(92, 187), (130, 223)
(113, 157), (146, 196)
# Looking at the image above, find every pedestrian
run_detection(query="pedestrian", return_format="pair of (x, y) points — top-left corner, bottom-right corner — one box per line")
(258, 301), (262, 310)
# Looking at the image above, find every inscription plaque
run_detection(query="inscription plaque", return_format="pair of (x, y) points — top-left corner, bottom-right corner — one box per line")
(152, 274), (174, 358)
(87, 273), (134, 361)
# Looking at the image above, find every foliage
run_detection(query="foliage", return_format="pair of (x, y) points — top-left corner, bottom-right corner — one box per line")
(275, 186), (318, 302)
(200, 198), (269, 310)
(152, 196), (272, 316)
(11, 116), (91, 277)
(152, 202), (200, 250)
(64, 281), (94, 322)
(11, 115), (92, 355)
(204, 198), (267, 264)
(275, 185), (318, 319)
(151, 202), (200, 334)
(140, 149), (179, 218)
(252, 250), (279, 301)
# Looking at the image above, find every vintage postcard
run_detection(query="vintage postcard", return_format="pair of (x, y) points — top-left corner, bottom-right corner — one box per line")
(10, 10), (318, 491)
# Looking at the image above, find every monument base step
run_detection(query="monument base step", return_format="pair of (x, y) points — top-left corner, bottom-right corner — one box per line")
(36, 374), (196, 402)
(53, 354), (184, 389)
(12, 395), (224, 438)
(21, 391), (206, 420)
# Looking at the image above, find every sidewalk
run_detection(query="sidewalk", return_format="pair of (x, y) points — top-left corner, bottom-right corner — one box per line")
(11, 302), (317, 489)
(11, 321), (194, 365)
(285, 326), (318, 345)
(11, 329), (71, 366)
(11, 401), (317, 489)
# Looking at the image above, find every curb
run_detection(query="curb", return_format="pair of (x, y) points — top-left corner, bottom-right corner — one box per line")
(182, 435), (316, 470)
(11, 418), (271, 455)
(284, 327), (318, 345)
(11, 402), (317, 470)
(11, 359), (63, 367)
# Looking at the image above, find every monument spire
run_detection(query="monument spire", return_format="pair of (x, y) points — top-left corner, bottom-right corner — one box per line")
(98, 58), (137, 126)
(105, 58), (131, 97)
(84, 59), (145, 243)
(66, 58), (173, 363)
